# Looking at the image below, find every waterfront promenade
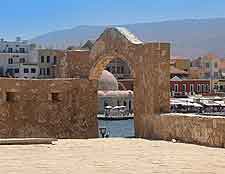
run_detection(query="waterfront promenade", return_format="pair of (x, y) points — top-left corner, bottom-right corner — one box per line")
(0, 138), (225, 174)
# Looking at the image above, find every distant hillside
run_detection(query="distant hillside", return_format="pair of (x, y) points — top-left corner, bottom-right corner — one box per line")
(31, 18), (225, 58)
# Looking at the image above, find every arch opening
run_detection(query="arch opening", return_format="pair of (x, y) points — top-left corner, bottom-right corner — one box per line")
(89, 56), (136, 81)
(91, 57), (136, 138)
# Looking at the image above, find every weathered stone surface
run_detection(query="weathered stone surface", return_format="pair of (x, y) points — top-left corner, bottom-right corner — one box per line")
(152, 113), (225, 147)
(0, 78), (98, 138)
(58, 27), (170, 138)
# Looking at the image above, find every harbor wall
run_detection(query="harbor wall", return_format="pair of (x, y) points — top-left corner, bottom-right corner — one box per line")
(152, 113), (225, 147)
(0, 78), (98, 138)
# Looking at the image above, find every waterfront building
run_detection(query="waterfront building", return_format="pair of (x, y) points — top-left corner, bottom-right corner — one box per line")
(213, 79), (225, 93)
(170, 76), (210, 97)
(98, 70), (133, 114)
(219, 59), (225, 79)
(0, 37), (38, 78)
(191, 53), (221, 79)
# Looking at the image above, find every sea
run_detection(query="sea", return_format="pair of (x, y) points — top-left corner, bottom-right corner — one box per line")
(98, 119), (135, 138)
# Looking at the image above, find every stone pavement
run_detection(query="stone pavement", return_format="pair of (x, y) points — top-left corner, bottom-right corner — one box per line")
(0, 138), (225, 174)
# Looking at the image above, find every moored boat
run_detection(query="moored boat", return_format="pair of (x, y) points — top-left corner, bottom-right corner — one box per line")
(97, 106), (134, 120)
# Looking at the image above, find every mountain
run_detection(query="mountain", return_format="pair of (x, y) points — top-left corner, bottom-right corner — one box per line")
(31, 18), (225, 58)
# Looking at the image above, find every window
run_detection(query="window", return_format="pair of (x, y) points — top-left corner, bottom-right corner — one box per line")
(123, 101), (127, 107)
(201, 84), (205, 93)
(40, 68), (43, 75)
(8, 58), (13, 64)
(182, 84), (186, 92)
(47, 56), (50, 63)
(121, 66), (124, 74)
(39, 68), (46, 75)
(206, 62), (210, 68)
(197, 84), (201, 92)
(214, 72), (218, 78)
(19, 48), (25, 53)
(215, 62), (218, 68)
(170, 86), (174, 92)
(6, 68), (13, 75)
(0, 67), (3, 75)
(41, 56), (45, 63)
(190, 84), (194, 92)
(8, 48), (13, 53)
(19, 58), (25, 63)
(24, 68), (29, 73)
(117, 66), (121, 74)
(104, 101), (108, 107)
(129, 100), (132, 112)
(53, 56), (57, 65)
(206, 84), (209, 92)
(204, 73), (210, 79)
(14, 68), (19, 73)
(51, 93), (61, 102)
(112, 66), (115, 73)
(31, 68), (36, 73)
(6, 92), (16, 102)
(175, 84), (179, 92)
(117, 100), (120, 106)
(46, 68), (50, 75)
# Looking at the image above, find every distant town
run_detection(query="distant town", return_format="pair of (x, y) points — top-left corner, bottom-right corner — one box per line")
(2, 36), (225, 96)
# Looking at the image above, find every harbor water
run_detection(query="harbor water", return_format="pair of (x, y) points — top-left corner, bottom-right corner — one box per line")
(98, 119), (135, 138)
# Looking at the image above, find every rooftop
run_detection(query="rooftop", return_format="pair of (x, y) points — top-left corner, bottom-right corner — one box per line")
(114, 27), (143, 44)
(170, 66), (189, 75)
(171, 56), (190, 60)
(0, 138), (224, 173)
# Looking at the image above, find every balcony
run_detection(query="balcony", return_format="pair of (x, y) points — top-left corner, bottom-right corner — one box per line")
(0, 50), (28, 54)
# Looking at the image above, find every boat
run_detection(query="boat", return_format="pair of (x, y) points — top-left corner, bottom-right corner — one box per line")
(97, 106), (134, 120)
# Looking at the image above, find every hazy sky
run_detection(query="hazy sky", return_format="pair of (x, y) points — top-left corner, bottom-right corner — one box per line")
(0, 0), (225, 40)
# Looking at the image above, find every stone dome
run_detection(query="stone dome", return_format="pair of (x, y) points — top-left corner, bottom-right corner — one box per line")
(98, 70), (118, 91)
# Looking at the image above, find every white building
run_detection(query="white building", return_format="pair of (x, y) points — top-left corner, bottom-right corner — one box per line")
(98, 70), (134, 114)
(0, 37), (39, 78)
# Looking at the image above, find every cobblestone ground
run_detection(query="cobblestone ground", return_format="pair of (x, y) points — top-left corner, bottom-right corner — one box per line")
(0, 139), (225, 174)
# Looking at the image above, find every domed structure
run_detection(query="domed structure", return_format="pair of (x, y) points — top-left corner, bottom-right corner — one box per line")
(97, 70), (133, 114)
(98, 70), (119, 91)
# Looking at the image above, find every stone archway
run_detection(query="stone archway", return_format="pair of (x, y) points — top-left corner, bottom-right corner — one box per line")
(0, 27), (169, 139)
(56, 27), (170, 139)
(87, 27), (170, 138)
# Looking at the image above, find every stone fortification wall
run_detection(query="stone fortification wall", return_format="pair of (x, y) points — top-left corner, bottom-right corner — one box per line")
(153, 113), (225, 147)
(0, 78), (98, 138)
